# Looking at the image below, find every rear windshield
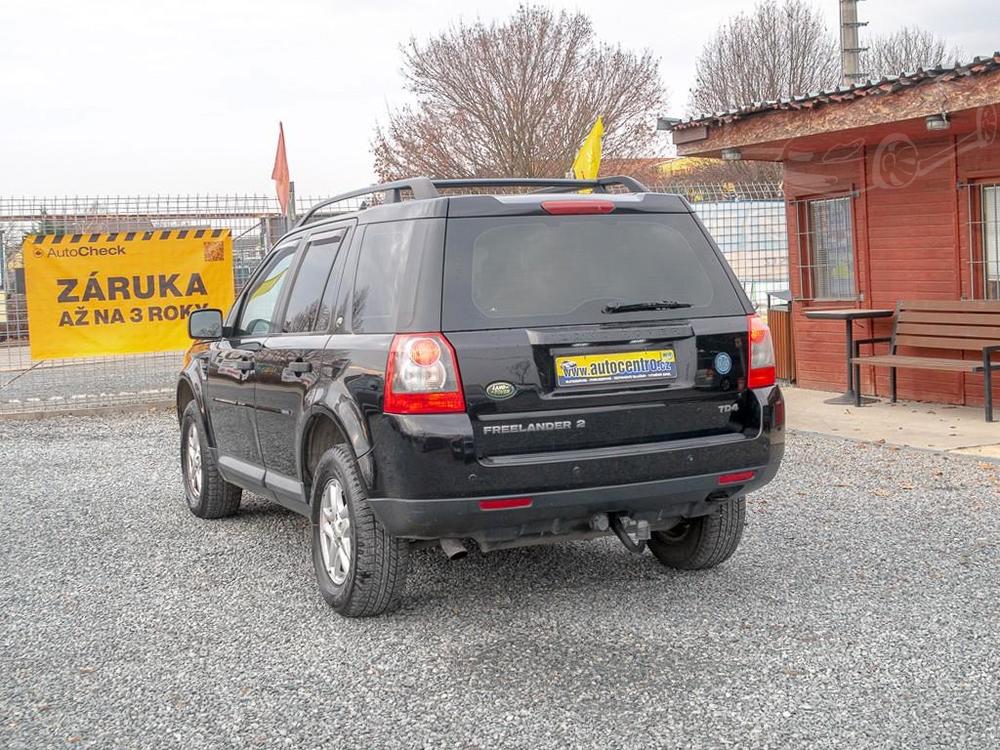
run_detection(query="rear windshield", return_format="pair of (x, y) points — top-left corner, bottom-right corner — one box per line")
(442, 213), (746, 330)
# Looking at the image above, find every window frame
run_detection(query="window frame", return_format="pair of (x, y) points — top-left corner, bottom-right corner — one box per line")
(979, 183), (1000, 300)
(340, 225), (366, 334)
(228, 240), (301, 338)
(270, 223), (354, 337)
(795, 193), (859, 302)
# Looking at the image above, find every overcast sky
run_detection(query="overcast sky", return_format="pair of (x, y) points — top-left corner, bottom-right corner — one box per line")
(2, 0), (996, 197)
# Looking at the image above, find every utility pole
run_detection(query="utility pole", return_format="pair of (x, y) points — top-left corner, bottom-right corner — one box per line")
(287, 180), (297, 231)
(839, 0), (868, 87)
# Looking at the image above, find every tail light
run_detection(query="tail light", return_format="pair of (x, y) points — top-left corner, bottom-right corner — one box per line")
(384, 333), (466, 414)
(747, 314), (776, 389)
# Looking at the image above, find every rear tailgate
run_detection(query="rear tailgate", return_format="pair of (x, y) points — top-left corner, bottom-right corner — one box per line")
(448, 319), (756, 458)
(441, 197), (758, 460)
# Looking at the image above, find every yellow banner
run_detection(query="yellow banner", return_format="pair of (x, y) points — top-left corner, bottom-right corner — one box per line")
(23, 229), (235, 360)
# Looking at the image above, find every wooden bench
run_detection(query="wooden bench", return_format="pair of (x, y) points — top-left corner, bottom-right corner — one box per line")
(850, 300), (1000, 422)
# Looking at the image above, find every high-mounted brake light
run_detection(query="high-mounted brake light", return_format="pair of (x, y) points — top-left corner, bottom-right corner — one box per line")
(541, 199), (615, 215)
(384, 333), (466, 414)
(747, 314), (776, 389)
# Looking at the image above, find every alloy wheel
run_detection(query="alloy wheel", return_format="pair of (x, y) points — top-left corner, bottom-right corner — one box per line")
(185, 422), (202, 501)
(319, 479), (352, 585)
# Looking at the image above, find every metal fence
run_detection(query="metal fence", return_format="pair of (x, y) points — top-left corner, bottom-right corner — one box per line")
(663, 183), (788, 310)
(0, 183), (788, 414)
(0, 194), (306, 414)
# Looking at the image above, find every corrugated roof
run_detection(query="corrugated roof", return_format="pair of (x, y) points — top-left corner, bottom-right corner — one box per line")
(666, 52), (1000, 131)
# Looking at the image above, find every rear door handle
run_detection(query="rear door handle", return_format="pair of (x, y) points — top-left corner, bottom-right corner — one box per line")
(287, 360), (312, 375)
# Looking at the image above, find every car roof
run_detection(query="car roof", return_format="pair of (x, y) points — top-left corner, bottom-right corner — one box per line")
(278, 176), (694, 243)
(290, 190), (692, 236)
(446, 192), (691, 218)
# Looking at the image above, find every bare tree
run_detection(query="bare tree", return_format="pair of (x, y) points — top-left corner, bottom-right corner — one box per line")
(688, 0), (839, 116)
(660, 159), (782, 185)
(861, 26), (963, 79)
(372, 5), (667, 181)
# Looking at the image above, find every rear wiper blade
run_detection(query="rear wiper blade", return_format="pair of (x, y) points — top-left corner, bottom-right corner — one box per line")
(602, 299), (692, 313)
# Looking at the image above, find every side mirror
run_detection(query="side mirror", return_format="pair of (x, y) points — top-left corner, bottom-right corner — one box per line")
(188, 308), (224, 340)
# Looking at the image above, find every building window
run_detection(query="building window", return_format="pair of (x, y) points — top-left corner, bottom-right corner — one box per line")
(806, 196), (856, 299)
(983, 185), (1000, 300)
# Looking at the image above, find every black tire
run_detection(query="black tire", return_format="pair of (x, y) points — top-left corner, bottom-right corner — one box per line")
(180, 400), (242, 519)
(311, 446), (409, 617)
(648, 496), (746, 570)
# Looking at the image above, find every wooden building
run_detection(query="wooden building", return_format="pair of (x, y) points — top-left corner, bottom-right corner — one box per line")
(663, 54), (1000, 408)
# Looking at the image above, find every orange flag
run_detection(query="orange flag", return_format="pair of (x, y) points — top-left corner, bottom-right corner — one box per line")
(271, 122), (291, 216)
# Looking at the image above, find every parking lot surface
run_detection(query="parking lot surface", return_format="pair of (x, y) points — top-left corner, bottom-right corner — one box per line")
(1, 411), (998, 749)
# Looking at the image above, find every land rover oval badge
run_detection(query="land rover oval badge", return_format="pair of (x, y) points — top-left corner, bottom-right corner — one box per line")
(485, 381), (516, 400)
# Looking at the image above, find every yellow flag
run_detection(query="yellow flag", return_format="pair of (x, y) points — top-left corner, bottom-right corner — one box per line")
(572, 117), (604, 180)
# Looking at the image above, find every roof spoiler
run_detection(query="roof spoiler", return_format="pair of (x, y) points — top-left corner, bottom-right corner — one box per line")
(297, 175), (649, 227)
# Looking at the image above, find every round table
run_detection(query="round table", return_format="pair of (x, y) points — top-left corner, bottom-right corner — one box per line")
(802, 308), (895, 405)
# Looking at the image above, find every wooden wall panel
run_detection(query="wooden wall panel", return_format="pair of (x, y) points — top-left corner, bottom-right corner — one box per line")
(862, 138), (963, 402)
(782, 132), (1000, 405)
(957, 133), (1000, 405)
(784, 156), (864, 392)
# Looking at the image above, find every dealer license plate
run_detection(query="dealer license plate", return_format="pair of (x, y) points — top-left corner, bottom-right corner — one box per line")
(554, 349), (677, 387)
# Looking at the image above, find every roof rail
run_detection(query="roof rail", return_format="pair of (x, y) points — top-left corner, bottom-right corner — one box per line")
(431, 175), (649, 193)
(296, 177), (438, 227)
(297, 175), (649, 227)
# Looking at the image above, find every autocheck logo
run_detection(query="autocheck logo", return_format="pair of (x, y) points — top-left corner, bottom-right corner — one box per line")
(44, 245), (127, 258)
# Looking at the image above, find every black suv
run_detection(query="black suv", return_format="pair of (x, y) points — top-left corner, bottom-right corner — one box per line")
(177, 176), (784, 617)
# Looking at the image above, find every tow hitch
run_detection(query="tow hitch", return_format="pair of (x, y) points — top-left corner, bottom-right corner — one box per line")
(608, 514), (651, 554)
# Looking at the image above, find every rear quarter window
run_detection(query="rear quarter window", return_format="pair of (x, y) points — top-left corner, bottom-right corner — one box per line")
(442, 213), (746, 330)
(350, 218), (445, 334)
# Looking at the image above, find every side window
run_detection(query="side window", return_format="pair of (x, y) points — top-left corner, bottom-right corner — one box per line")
(806, 196), (856, 300)
(237, 247), (296, 336)
(328, 227), (363, 332)
(281, 230), (347, 333)
(983, 184), (999, 299)
(352, 219), (443, 333)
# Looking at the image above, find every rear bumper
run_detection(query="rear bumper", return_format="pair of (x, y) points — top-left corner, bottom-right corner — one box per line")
(365, 385), (784, 542)
(368, 457), (780, 541)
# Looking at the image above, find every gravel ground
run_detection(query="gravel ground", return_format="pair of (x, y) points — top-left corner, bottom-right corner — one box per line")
(1, 412), (998, 750)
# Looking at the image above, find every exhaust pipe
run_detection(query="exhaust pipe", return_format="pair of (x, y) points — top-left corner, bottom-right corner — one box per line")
(439, 538), (468, 561)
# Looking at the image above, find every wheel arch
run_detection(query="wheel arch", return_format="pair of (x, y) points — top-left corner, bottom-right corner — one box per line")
(176, 377), (196, 421)
(300, 406), (375, 502)
(177, 372), (218, 448)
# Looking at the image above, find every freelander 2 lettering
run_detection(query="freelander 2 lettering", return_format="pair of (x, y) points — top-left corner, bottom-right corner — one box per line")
(482, 419), (585, 435)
